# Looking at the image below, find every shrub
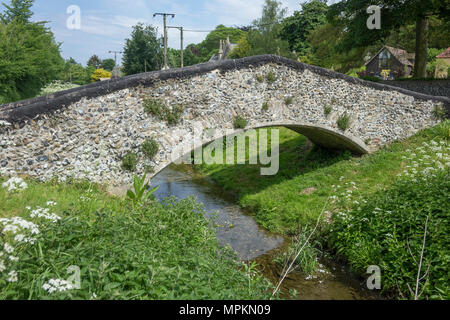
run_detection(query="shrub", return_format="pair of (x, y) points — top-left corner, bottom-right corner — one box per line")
(255, 75), (264, 83)
(121, 152), (138, 172)
(323, 105), (332, 116)
(266, 71), (276, 84)
(142, 138), (159, 159)
(233, 115), (248, 129)
(262, 101), (270, 112)
(284, 96), (294, 105)
(337, 113), (351, 131)
(90, 68), (112, 82)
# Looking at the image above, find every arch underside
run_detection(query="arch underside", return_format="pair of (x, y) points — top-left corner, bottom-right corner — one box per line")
(255, 123), (369, 155)
(153, 123), (369, 178)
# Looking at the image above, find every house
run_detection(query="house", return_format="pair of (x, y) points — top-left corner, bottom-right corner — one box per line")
(435, 47), (450, 78)
(365, 46), (415, 79)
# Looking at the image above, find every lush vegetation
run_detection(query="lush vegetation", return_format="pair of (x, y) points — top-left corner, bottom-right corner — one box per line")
(195, 122), (449, 299)
(0, 176), (273, 299)
(0, 0), (64, 104)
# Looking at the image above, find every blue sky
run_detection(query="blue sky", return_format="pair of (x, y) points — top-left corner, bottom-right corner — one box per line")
(2, 0), (309, 66)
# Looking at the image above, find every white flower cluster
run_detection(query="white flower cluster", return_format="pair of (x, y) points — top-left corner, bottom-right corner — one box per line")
(0, 202), (59, 286)
(29, 207), (61, 223)
(2, 177), (28, 192)
(42, 279), (74, 294)
(398, 140), (449, 179)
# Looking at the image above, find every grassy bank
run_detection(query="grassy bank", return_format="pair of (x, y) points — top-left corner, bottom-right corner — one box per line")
(0, 178), (272, 299)
(196, 122), (449, 299)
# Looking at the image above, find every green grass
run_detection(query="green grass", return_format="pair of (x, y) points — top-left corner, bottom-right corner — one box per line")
(0, 178), (273, 299)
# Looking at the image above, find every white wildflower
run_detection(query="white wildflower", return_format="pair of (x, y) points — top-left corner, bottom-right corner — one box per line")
(42, 279), (74, 294)
(4, 243), (14, 254)
(2, 177), (28, 192)
(30, 207), (61, 223)
(7, 270), (18, 283)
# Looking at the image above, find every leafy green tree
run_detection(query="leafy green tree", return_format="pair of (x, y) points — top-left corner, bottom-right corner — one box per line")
(247, 0), (294, 58)
(0, 0), (64, 103)
(122, 23), (162, 75)
(183, 45), (202, 67)
(228, 34), (251, 59)
(281, 0), (328, 56)
(58, 59), (91, 85)
(87, 55), (102, 69)
(327, 0), (450, 78)
(307, 22), (374, 73)
(0, 0), (33, 23)
(195, 25), (246, 61)
(101, 58), (115, 71)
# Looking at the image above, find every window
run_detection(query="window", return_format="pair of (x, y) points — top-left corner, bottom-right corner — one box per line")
(379, 50), (390, 69)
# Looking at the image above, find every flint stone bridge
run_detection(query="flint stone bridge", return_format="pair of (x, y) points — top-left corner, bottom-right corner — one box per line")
(0, 55), (448, 191)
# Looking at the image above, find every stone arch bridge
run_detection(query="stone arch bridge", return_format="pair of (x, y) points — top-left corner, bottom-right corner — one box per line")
(0, 55), (448, 191)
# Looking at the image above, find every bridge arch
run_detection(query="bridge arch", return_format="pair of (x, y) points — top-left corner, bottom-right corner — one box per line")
(0, 55), (447, 190)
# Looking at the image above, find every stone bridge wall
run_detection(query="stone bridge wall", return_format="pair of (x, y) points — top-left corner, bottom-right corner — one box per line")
(380, 79), (450, 98)
(0, 55), (448, 191)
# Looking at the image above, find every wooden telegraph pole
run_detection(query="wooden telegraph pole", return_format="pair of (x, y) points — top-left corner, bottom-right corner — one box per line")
(153, 13), (175, 70)
(167, 26), (184, 68)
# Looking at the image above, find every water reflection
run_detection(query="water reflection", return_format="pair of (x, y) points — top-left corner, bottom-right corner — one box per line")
(152, 165), (284, 261)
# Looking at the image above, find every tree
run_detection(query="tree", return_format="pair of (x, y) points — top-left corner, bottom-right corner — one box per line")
(327, 0), (450, 78)
(0, 0), (33, 24)
(87, 55), (103, 69)
(195, 25), (246, 61)
(281, 0), (328, 56)
(246, 0), (294, 58)
(122, 23), (162, 75)
(101, 58), (115, 71)
(228, 35), (251, 59)
(0, 0), (64, 103)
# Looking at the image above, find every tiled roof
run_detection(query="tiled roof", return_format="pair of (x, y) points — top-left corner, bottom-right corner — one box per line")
(436, 47), (450, 59)
(365, 46), (415, 67)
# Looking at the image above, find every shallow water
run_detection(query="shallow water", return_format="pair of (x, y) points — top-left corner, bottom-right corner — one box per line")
(152, 164), (378, 300)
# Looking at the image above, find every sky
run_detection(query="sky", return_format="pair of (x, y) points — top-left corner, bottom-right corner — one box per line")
(0, 0), (316, 66)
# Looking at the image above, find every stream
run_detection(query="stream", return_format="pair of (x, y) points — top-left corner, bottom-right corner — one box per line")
(152, 164), (377, 300)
